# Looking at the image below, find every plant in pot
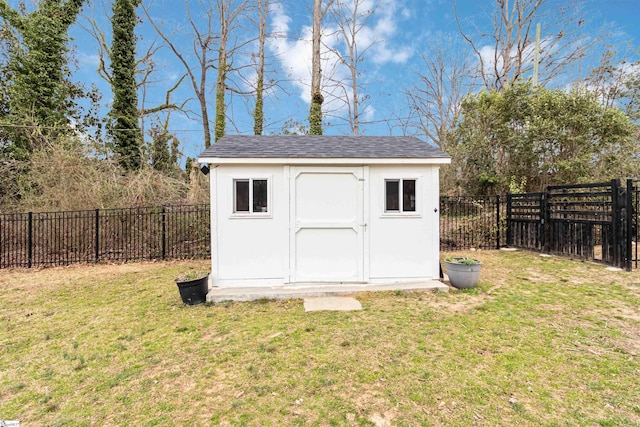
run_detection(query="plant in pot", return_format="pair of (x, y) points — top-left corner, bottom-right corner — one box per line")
(444, 257), (481, 289)
(175, 271), (210, 305)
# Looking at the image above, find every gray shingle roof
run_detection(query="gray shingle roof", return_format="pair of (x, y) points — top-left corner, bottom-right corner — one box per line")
(199, 135), (450, 159)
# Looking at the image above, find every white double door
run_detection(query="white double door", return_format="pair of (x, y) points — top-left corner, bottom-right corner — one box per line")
(289, 166), (365, 283)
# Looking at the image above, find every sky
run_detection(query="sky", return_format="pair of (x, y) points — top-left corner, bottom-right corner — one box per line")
(35, 0), (640, 161)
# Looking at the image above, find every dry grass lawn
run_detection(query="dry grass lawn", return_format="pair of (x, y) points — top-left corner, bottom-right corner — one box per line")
(1, 251), (639, 426)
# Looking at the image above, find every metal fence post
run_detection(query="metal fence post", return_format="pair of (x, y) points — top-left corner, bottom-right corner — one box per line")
(611, 179), (620, 268)
(27, 212), (33, 268)
(161, 206), (166, 260)
(496, 194), (501, 249)
(541, 191), (550, 253)
(506, 193), (512, 246)
(95, 209), (100, 263)
(626, 179), (633, 271)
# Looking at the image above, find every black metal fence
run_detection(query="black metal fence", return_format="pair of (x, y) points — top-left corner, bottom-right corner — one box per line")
(439, 195), (506, 250)
(4, 198), (504, 269)
(506, 179), (639, 270)
(0, 205), (210, 268)
(2, 182), (638, 270)
(628, 179), (640, 269)
(505, 192), (544, 251)
(441, 179), (640, 271)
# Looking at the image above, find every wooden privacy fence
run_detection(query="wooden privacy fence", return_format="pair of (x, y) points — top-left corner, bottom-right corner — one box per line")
(507, 179), (639, 270)
(0, 205), (210, 268)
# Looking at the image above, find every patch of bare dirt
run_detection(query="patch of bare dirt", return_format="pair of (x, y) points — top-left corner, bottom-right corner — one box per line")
(614, 334), (640, 356)
(369, 410), (398, 427)
(533, 303), (567, 313)
(525, 269), (558, 284)
(334, 385), (397, 426)
(420, 287), (491, 314)
(587, 306), (640, 356)
(558, 296), (640, 358)
(431, 297), (489, 314)
(621, 280), (640, 298)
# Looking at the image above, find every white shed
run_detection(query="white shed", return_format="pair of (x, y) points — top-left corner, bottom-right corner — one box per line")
(198, 135), (451, 289)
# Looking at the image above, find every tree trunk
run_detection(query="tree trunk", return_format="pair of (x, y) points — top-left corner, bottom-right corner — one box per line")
(309, 0), (333, 135)
(253, 0), (267, 135)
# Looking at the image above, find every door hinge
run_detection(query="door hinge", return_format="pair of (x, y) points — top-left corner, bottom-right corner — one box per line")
(358, 178), (365, 182)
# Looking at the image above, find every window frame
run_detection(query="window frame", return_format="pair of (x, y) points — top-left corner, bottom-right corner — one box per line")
(231, 176), (272, 218)
(382, 176), (421, 217)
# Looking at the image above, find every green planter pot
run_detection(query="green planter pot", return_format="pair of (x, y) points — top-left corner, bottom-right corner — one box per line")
(445, 258), (481, 289)
(175, 273), (209, 305)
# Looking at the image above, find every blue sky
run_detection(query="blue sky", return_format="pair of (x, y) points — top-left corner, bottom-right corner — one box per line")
(53, 0), (640, 160)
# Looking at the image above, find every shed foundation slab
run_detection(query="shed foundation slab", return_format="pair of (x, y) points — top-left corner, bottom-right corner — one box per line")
(206, 280), (448, 303)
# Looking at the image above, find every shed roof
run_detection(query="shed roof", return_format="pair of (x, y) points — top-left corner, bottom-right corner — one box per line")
(199, 135), (449, 162)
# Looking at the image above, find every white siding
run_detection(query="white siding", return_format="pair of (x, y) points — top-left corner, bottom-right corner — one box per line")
(368, 165), (440, 281)
(212, 165), (288, 286)
(210, 163), (442, 287)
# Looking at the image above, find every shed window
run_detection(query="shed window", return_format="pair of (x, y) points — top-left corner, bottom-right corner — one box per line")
(385, 179), (416, 213)
(234, 179), (268, 214)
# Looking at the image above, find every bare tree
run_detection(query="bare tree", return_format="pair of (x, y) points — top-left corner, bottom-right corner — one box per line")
(582, 45), (640, 121)
(406, 34), (472, 149)
(309, 0), (335, 135)
(214, 0), (252, 142)
(326, 0), (377, 135)
(229, 0), (287, 136)
(454, 0), (596, 91)
(143, 0), (217, 148)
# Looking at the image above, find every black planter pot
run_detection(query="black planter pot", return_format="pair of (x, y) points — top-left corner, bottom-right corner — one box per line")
(175, 274), (209, 305)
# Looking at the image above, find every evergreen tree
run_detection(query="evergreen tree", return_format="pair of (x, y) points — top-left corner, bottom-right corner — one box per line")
(109, 0), (142, 170)
(148, 122), (180, 175)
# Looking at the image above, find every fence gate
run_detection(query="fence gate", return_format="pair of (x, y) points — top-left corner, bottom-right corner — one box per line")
(507, 179), (633, 270)
(546, 181), (624, 267)
(628, 179), (640, 269)
(506, 192), (544, 251)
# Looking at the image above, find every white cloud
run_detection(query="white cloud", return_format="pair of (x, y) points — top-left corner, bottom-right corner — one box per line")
(268, 2), (314, 103)
(268, 2), (350, 104)
(340, 0), (414, 65)
(363, 104), (376, 122)
(367, 0), (414, 65)
(268, 0), (413, 128)
(77, 52), (101, 69)
(476, 39), (540, 81)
